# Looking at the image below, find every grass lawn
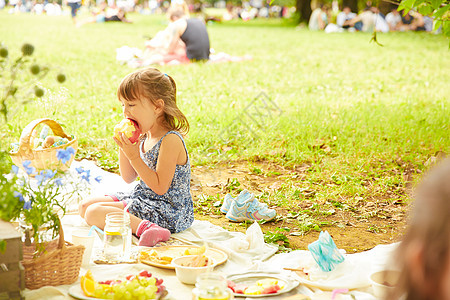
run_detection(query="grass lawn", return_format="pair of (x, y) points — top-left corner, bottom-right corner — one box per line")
(1, 9), (449, 250)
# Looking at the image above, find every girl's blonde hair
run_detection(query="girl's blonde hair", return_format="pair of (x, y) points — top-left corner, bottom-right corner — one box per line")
(117, 68), (189, 135)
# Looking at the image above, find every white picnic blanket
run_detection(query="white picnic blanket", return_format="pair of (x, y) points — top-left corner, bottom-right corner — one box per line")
(23, 160), (399, 300)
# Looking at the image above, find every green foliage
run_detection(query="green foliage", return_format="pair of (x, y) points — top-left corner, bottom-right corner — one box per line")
(2, 149), (93, 250)
(0, 150), (20, 222)
(264, 227), (291, 251)
(0, 13), (449, 233)
(0, 41), (75, 253)
(0, 42), (65, 123)
(398, 0), (450, 40)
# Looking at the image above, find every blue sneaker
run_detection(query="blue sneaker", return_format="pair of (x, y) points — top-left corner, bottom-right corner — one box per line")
(225, 196), (276, 222)
(220, 194), (235, 214)
(220, 189), (254, 214)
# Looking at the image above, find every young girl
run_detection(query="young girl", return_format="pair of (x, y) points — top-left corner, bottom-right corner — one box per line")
(79, 67), (193, 247)
(386, 158), (450, 300)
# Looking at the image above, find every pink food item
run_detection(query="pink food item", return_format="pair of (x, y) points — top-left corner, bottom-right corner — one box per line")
(114, 119), (141, 143)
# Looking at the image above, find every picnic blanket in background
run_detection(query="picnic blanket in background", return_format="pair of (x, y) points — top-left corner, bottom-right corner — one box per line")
(23, 160), (399, 300)
(116, 46), (253, 68)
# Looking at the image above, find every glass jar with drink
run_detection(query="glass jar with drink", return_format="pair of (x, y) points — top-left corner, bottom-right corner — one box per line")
(192, 273), (234, 300)
(103, 212), (132, 261)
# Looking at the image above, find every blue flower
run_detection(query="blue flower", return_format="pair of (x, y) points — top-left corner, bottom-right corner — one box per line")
(75, 167), (84, 174)
(81, 169), (91, 183)
(36, 173), (44, 186)
(95, 176), (102, 183)
(23, 201), (32, 210)
(11, 165), (19, 175)
(43, 170), (56, 180)
(66, 146), (76, 155)
(14, 191), (24, 202)
(22, 160), (36, 176)
(56, 148), (74, 164)
(55, 178), (63, 187)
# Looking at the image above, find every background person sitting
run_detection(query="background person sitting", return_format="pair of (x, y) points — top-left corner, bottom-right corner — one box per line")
(385, 7), (402, 31)
(165, 6), (210, 62)
(399, 10), (426, 31)
(370, 6), (389, 33)
(336, 6), (359, 31)
(308, 4), (330, 31)
(347, 6), (375, 32)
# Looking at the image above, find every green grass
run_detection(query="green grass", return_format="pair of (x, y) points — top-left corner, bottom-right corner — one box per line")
(1, 10), (449, 211)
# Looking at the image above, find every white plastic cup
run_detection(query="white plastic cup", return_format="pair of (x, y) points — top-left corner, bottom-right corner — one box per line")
(72, 229), (95, 267)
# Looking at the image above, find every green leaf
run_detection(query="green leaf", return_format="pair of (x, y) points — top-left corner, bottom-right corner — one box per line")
(399, 0), (417, 11)
(434, 19), (443, 31)
(418, 4), (433, 15)
(430, 0), (442, 10)
(433, 4), (450, 18)
(0, 240), (6, 253)
(443, 22), (450, 37)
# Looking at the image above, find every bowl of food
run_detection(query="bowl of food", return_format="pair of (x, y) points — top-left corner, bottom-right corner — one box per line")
(171, 255), (215, 285)
(369, 270), (401, 298)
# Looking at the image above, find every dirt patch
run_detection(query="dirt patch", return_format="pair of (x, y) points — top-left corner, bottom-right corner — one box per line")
(190, 161), (409, 253)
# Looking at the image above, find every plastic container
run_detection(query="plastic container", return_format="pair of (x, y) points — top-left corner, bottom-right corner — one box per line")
(192, 273), (234, 300)
(172, 255), (215, 285)
(369, 270), (401, 298)
(103, 212), (131, 261)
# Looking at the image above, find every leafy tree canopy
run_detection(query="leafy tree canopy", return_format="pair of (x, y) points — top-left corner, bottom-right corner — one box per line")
(398, 0), (449, 39)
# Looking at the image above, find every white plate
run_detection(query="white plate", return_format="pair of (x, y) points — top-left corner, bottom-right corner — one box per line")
(68, 285), (168, 299)
(140, 245), (228, 270)
(293, 271), (370, 291)
(227, 271), (299, 298)
(68, 285), (98, 300)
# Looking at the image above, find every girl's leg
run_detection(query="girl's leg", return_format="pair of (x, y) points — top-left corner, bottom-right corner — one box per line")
(85, 202), (171, 247)
(84, 201), (142, 230)
(79, 195), (117, 218)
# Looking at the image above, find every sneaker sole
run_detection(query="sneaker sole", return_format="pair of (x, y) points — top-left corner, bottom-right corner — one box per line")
(226, 213), (276, 222)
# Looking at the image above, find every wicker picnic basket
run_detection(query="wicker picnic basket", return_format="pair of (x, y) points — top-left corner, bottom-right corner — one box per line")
(9, 118), (78, 173)
(21, 227), (85, 290)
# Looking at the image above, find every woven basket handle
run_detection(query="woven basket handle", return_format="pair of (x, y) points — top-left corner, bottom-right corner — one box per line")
(16, 118), (71, 161)
(57, 223), (65, 249)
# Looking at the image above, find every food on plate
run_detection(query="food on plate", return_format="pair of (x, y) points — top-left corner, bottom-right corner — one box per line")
(140, 246), (209, 266)
(139, 249), (173, 265)
(79, 269), (166, 299)
(179, 254), (210, 267)
(226, 277), (284, 295)
(183, 245), (206, 256)
(114, 118), (141, 143)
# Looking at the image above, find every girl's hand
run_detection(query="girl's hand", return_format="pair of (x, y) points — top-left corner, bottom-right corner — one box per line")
(113, 133), (140, 161)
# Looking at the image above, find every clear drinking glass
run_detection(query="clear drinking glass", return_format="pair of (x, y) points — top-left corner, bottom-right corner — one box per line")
(192, 273), (234, 300)
(103, 212), (132, 261)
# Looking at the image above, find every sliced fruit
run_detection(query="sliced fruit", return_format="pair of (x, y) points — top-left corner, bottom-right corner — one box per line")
(234, 283), (248, 294)
(261, 284), (281, 294)
(81, 275), (97, 297)
(244, 285), (264, 295)
(256, 278), (278, 287)
(84, 269), (94, 281)
(184, 245), (206, 255)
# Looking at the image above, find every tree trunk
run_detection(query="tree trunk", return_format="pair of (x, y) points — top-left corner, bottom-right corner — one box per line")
(342, 0), (358, 12)
(296, 0), (312, 23)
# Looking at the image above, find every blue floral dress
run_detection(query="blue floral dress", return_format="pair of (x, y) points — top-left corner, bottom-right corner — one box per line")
(114, 131), (193, 233)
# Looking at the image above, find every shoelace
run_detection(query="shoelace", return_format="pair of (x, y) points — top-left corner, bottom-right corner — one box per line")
(247, 199), (269, 213)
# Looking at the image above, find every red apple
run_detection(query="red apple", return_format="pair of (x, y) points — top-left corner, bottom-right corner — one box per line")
(114, 119), (141, 143)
